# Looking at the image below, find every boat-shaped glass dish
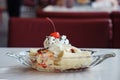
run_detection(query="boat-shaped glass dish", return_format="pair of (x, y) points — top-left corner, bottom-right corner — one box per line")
(6, 49), (116, 72)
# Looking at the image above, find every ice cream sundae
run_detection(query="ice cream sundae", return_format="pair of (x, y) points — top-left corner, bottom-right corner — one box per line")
(29, 18), (92, 72)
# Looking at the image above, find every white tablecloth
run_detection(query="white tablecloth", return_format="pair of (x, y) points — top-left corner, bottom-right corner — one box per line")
(0, 48), (120, 80)
(43, 5), (119, 12)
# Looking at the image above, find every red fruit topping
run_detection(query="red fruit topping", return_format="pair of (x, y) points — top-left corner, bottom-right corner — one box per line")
(37, 50), (42, 54)
(41, 63), (47, 68)
(50, 32), (60, 38)
(46, 17), (60, 38)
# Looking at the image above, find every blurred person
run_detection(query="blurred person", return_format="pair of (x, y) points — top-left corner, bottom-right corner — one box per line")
(66, 0), (75, 8)
(39, 0), (49, 8)
(91, 0), (95, 1)
(56, 0), (75, 8)
(6, 0), (22, 17)
(90, 0), (95, 5)
(42, 0), (73, 8)
(39, 0), (56, 9)
(43, 0), (66, 11)
(56, 0), (66, 7)
(76, 0), (90, 4)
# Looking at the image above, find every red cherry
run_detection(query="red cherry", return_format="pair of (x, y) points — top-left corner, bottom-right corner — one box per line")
(50, 32), (60, 38)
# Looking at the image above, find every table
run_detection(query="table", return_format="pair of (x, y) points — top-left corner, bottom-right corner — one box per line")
(0, 48), (120, 80)
(43, 5), (120, 12)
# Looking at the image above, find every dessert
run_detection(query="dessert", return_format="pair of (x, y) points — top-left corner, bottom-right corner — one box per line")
(29, 33), (92, 72)
(29, 18), (92, 72)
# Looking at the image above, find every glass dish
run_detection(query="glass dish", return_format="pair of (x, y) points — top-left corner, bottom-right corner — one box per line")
(6, 49), (116, 72)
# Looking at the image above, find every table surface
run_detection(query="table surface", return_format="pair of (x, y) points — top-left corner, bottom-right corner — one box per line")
(0, 48), (120, 80)
(43, 5), (120, 12)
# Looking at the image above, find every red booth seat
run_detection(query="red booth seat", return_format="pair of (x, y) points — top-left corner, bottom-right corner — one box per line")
(8, 18), (111, 48)
(111, 11), (120, 48)
(36, 11), (110, 19)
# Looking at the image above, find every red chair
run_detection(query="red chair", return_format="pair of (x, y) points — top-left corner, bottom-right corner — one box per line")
(8, 18), (111, 48)
(36, 11), (110, 19)
(111, 11), (120, 48)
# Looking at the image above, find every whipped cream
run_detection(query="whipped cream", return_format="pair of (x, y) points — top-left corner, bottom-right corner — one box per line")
(44, 35), (82, 56)
(44, 35), (70, 48)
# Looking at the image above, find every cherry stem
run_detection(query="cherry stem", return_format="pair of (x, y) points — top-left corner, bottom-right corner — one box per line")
(46, 17), (56, 32)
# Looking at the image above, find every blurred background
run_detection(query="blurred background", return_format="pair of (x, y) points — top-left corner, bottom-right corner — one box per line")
(0, 0), (120, 47)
